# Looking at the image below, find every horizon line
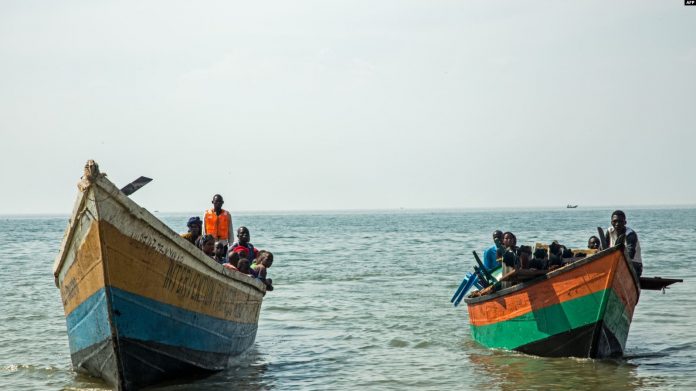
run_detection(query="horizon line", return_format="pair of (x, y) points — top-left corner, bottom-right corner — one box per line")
(2, 202), (696, 217)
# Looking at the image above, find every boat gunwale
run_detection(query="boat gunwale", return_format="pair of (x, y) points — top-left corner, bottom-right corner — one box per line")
(52, 183), (91, 285)
(463, 245), (640, 305)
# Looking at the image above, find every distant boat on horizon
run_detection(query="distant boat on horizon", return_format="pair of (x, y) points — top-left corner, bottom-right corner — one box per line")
(567, 204), (578, 208)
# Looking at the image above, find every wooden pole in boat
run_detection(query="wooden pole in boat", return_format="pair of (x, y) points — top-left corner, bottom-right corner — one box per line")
(597, 227), (608, 250)
(473, 251), (496, 284)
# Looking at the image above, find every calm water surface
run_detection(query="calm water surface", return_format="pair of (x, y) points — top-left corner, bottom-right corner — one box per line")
(1, 208), (695, 390)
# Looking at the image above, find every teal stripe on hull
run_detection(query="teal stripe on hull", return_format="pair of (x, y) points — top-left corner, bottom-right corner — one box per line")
(598, 290), (632, 354)
(65, 288), (111, 353)
(469, 288), (630, 351)
(109, 286), (258, 355)
(66, 286), (258, 357)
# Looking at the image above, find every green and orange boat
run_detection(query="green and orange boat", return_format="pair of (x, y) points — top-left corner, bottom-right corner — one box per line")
(459, 246), (681, 358)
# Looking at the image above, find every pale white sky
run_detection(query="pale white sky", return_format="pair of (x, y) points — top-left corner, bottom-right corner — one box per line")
(1, 1), (694, 214)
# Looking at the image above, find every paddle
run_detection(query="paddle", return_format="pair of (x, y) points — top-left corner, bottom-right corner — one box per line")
(597, 227), (608, 250)
(454, 274), (478, 307)
(120, 176), (153, 196)
(451, 273), (473, 303)
(473, 251), (496, 284)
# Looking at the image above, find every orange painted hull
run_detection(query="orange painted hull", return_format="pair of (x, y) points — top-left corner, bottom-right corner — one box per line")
(464, 247), (640, 358)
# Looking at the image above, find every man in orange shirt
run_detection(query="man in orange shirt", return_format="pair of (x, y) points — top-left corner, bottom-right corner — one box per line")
(204, 194), (233, 245)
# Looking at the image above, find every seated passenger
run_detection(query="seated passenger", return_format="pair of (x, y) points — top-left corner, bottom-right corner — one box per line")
(500, 232), (518, 289)
(529, 248), (548, 270)
(226, 249), (241, 268)
(588, 236), (601, 250)
(198, 234), (216, 259)
(213, 241), (228, 264)
(222, 251), (240, 271)
(517, 245), (533, 269)
(548, 241), (564, 270)
(236, 258), (255, 276)
(252, 250), (274, 291)
(230, 226), (259, 262)
(181, 216), (202, 245)
(482, 230), (504, 270)
(224, 247), (253, 272)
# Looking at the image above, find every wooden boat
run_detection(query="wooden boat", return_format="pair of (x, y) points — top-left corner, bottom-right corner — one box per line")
(53, 161), (266, 390)
(566, 204), (578, 208)
(464, 246), (639, 358)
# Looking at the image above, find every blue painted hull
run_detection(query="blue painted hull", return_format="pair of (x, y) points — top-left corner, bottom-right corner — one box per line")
(67, 287), (258, 390)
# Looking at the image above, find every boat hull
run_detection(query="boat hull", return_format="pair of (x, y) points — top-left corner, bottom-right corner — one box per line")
(464, 248), (639, 358)
(54, 173), (265, 390)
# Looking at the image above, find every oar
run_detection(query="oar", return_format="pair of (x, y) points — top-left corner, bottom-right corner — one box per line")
(120, 176), (153, 196)
(454, 274), (478, 307)
(451, 273), (473, 303)
(597, 227), (608, 250)
(473, 251), (496, 284)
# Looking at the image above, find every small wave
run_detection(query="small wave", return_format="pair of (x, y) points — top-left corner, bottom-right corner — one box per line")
(388, 338), (409, 348)
(623, 352), (669, 360)
(658, 341), (696, 353)
(412, 340), (433, 349)
(1, 364), (62, 374)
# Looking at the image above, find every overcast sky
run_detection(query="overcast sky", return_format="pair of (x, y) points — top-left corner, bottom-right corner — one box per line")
(1, 1), (694, 214)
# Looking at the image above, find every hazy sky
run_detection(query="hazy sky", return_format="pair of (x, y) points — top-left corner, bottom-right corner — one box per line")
(1, 1), (694, 214)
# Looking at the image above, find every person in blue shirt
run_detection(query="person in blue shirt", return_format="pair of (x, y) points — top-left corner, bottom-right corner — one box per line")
(482, 230), (504, 270)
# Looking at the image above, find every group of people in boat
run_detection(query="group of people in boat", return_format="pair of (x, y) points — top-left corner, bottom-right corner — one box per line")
(482, 210), (643, 283)
(179, 194), (274, 291)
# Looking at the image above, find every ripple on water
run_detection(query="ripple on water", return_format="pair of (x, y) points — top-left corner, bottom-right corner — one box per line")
(3, 210), (696, 390)
(412, 340), (434, 349)
(388, 338), (409, 348)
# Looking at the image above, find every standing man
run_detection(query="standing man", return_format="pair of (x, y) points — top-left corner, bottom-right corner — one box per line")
(605, 210), (642, 277)
(204, 194), (233, 245)
(482, 230), (504, 271)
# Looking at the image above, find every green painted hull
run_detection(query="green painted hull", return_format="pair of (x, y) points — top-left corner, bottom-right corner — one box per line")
(465, 248), (640, 358)
(470, 288), (631, 357)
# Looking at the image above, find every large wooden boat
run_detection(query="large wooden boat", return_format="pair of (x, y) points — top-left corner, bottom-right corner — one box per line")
(53, 161), (266, 390)
(464, 246), (639, 358)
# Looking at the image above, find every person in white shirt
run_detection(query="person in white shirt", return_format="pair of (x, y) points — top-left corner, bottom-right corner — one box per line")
(604, 210), (642, 277)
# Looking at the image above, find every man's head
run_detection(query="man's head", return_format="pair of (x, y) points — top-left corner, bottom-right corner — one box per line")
(237, 226), (250, 245)
(492, 230), (503, 244)
(227, 250), (241, 267)
(588, 236), (600, 250)
(518, 245), (532, 263)
(502, 232), (517, 248)
(237, 258), (250, 273)
(187, 216), (202, 236)
(199, 235), (215, 256)
(533, 248), (548, 260)
(257, 250), (274, 268)
(611, 210), (627, 235)
(214, 241), (227, 259)
(212, 194), (224, 212)
(233, 247), (249, 260)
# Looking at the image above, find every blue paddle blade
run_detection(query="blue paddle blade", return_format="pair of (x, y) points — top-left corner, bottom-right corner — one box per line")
(451, 273), (474, 303)
(454, 274), (478, 307)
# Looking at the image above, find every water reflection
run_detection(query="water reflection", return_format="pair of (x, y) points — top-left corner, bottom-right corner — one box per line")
(152, 348), (273, 390)
(467, 349), (660, 391)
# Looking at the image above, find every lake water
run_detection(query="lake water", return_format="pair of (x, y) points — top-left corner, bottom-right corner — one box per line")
(1, 208), (695, 390)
